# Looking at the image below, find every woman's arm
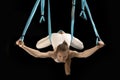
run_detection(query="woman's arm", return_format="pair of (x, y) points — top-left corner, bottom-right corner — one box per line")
(71, 41), (105, 58)
(16, 40), (53, 58)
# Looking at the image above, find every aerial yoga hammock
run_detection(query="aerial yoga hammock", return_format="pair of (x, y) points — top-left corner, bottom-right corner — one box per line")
(19, 0), (101, 45)
(16, 0), (104, 75)
(79, 0), (101, 44)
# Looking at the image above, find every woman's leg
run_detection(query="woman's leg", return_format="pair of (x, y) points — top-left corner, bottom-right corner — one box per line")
(71, 37), (84, 50)
(36, 36), (51, 49)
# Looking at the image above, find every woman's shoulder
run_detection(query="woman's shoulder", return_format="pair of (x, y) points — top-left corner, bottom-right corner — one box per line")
(69, 50), (79, 58)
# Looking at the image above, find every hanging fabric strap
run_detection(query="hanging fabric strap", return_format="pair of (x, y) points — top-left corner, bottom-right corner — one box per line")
(48, 0), (52, 43)
(79, 0), (87, 20)
(20, 0), (41, 41)
(80, 0), (101, 44)
(71, 0), (76, 43)
(39, 0), (45, 23)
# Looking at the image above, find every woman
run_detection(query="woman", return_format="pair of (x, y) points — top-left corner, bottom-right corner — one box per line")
(16, 30), (105, 75)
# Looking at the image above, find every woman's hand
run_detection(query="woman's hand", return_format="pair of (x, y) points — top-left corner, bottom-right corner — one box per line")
(97, 41), (105, 48)
(16, 39), (24, 47)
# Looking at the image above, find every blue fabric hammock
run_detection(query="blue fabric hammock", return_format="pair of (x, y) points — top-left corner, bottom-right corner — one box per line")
(19, 0), (101, 45)
(79, 0), (101, 44)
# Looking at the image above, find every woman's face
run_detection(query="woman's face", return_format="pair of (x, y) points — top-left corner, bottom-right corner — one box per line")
(56, 51), (69, 63)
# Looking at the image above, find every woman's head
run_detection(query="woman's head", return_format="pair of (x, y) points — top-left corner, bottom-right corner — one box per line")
(55, 41), (69, 63)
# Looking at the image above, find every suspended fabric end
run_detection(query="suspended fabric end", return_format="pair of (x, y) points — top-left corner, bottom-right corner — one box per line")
(39, 16), (45, 23)
(79, 10), (87, 20)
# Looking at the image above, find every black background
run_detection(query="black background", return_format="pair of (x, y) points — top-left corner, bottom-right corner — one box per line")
(1, 0), (118, 80)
